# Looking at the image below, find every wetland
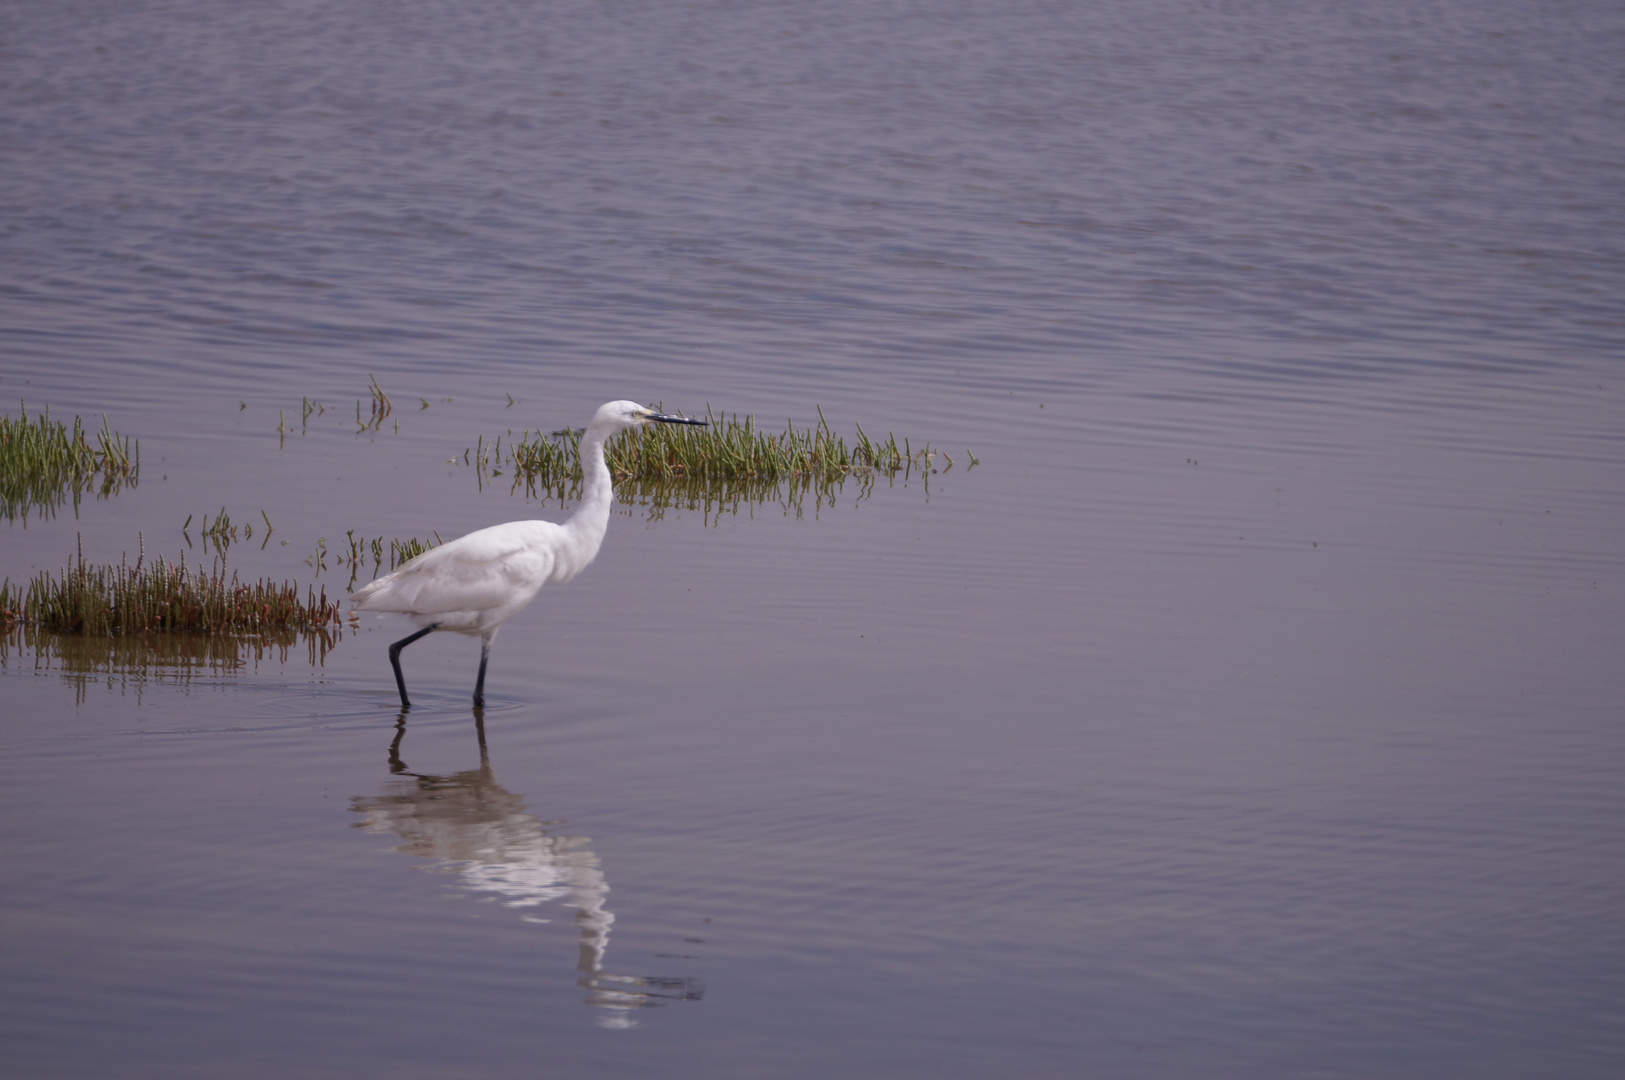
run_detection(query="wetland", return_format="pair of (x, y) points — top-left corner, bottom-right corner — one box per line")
(3, 1), (1622, 1077)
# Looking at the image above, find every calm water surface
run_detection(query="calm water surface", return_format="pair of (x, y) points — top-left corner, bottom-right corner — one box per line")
(3, 1), (1623, 1076)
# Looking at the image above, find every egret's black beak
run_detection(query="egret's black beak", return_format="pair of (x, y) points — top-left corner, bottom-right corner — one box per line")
(648, 412), (707, 426)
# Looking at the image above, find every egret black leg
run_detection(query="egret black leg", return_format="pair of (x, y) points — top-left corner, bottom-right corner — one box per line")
(388, 625), (438, 709)
(472, 637), (492, 708)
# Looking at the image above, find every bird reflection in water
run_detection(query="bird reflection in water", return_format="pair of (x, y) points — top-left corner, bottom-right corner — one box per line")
(350, 713), (703, 1026)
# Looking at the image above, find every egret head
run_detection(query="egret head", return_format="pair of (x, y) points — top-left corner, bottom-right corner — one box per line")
(591, 400), (707, 433)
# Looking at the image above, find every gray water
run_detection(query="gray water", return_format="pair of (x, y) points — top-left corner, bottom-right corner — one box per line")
(3, 1), (1623, 1076)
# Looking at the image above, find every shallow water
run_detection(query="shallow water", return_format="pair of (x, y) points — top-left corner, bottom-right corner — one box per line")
(3, 1), (1623, 1076)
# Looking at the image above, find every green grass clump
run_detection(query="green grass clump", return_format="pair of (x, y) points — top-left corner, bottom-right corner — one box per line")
(483, 407), (949, 510)
(612, 406), (922, 481)
(0, 551), (341, 637)
(0, 404), (139, 522)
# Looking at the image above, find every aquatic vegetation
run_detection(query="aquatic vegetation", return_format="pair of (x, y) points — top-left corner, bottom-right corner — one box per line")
(0, 547), (342, 639)
(359, 374), (393, 432)
(183, 507), (275, 555)
(304, 531), (441, 589)
(333, 530), (441, 591)
(274, 378), (394, 442)
(0, 404), (139, 523)
(279, 397), (328, 435)
(469, 407), (962, 515)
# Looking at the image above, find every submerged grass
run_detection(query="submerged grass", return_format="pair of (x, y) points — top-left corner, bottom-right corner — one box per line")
(0, 546), (342, 639)
(0, 404), (139, 522)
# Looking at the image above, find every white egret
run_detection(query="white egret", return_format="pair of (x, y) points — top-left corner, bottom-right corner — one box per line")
(349, 400), (706, 708)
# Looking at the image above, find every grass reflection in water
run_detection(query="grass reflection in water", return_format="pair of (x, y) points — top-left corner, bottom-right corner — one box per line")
(0, 623), (338, 704)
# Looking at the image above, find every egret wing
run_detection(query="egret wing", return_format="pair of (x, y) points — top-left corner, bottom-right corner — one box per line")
(350, 522), (560, 616)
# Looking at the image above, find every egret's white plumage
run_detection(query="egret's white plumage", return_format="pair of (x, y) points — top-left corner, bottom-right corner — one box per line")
(350, 399), (705, 708)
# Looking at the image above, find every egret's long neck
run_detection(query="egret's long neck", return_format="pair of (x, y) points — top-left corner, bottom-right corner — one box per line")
(562, 424), (616, 560)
